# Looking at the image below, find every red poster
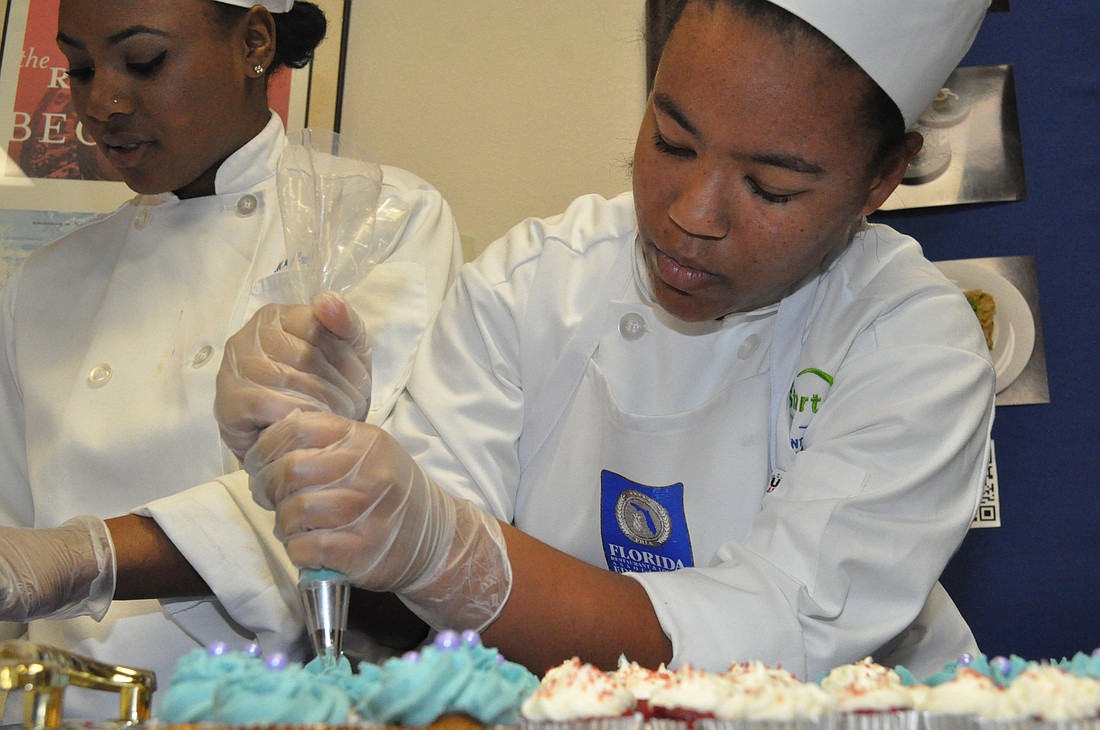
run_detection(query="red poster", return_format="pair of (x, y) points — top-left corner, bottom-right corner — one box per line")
(6, 0), (293, 182)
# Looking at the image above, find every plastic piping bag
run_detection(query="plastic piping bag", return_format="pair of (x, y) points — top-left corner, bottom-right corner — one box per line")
(276, 128), (384, 666)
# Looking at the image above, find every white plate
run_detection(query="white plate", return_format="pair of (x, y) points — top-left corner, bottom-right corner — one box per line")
(935, 260), (1035, 393)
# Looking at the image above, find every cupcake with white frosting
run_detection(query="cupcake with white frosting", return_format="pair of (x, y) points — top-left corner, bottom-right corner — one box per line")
(916, 667), (1008, 730)
(520, 658), (639, 730)
(613, 657), (678, 716)
(696, 661), (837, 730)
(819, 658), (918, 730)
(646, 663), (735, 728)
(974, 664), (1100, 730)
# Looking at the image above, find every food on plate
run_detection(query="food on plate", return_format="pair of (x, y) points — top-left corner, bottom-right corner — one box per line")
(964, 288), (996, 350)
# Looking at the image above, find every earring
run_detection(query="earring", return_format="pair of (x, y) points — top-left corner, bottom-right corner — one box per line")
(253, 64), (265, 75)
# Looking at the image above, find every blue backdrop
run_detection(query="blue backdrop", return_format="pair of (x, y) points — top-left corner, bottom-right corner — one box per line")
(870, 3), (1099, 660)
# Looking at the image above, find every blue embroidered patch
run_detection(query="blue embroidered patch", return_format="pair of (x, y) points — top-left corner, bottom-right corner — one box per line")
(600, 470), (694, 573)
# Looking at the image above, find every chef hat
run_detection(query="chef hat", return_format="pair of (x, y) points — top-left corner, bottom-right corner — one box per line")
(214, 0), (294, 12)
(765, 0), (990, 128)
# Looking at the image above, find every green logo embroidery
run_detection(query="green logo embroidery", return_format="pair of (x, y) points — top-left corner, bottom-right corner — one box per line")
(789, 368), (834, 414)
(788, 367), (835, 452)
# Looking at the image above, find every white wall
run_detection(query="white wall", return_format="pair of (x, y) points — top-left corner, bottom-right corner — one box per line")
(342, 1), (647, 259)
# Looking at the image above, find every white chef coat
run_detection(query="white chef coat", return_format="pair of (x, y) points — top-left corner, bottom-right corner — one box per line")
(0, 113), (462, 719)
(386, 192), (995, 681)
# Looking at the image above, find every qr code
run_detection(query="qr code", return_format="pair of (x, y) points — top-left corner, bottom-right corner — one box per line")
(971, 440), (1000, 528)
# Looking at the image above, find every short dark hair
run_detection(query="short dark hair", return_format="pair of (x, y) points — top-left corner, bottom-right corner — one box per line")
(645, 0), (907, 174)
(211, 1), (327, 70)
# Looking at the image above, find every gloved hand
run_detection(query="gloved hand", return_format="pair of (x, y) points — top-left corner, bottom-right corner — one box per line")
(244, 410), (511, 632)
(0, 516), (115, 622)
(216, 292), (372, 461)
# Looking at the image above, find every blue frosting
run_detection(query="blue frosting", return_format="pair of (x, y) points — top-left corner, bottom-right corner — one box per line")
(160, 649), (355, 725)
(158, 633), (538, 727)
(356, 636), (539, 726)
(1054, 651), (1100, 680)
(212, 663), (351, 725)
(899, 653), (1034, 688)
(158, 647), (265, 723)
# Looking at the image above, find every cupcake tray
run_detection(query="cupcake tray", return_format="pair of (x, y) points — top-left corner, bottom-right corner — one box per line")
(4, 642), (1098, 730)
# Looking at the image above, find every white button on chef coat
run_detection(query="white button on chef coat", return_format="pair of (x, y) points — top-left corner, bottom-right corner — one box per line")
(738, 333), (761, 360)
(236, 194), (258, 216)
(192, 345), (214, 368)
(618, 312), (647, 341)
(87, 363), (112, 387)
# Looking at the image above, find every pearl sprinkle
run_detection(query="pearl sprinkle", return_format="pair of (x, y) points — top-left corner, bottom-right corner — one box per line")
(435, 630), (461, 650)
(265, 653), (289, 671)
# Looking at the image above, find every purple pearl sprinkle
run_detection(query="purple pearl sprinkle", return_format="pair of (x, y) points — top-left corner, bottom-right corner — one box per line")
(957, 653), (974, 666)
(991, 656), (1011, 674)
(460, 630), (481, 648)
(495, 654), (505, 667)
(207, 641), (229, 657)
(401, 651), (421, 663)
(244, 642), (262, 658)
(1092, 648), (1100, 659)
(265, 653), (289, 670)
(434, 630), (460, 650)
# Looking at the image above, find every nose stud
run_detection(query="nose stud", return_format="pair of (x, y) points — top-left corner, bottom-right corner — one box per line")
(112, 98), (119, 104)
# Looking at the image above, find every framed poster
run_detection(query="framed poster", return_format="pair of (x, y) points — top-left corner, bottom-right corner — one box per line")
(0, 0), (349, 214)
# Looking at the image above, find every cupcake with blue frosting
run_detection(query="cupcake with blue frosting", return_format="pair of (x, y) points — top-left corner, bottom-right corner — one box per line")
(157, 630), (538, 729)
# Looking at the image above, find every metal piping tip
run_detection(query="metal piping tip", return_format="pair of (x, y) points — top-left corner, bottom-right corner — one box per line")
(299, 569), (350, 668)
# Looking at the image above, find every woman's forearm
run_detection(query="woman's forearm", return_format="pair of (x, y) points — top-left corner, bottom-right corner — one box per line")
(482, 522), (672, 674)
(105, 514), (210, 600)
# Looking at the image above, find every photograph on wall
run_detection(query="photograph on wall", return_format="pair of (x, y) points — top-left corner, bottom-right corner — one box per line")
(933, 255), (1048, 407)
(880, 65), (1025, 212)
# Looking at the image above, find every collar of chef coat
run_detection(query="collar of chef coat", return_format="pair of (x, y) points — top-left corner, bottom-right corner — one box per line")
(213, 111), (285, 195)
(629, 241), (782, 332)
(136, 111), (284, 208)
(120, 113), (285, 266)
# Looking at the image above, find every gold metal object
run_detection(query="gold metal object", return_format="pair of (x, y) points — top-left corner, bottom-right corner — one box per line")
(0, 641), (155, 729)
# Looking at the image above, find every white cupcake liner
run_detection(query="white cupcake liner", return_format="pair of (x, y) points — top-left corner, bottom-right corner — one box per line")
(520, 716), (643, 730)
(973, 718), (1100, 730)
(838, 710), (921, 730)
(696, 715), (838, 730)
(920, 712), (980, 730)
(644, 719), (691, 730)
(920, 712), (978, 730)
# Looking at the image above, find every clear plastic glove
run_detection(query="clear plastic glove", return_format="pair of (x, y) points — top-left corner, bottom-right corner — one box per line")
(0, 516), (115, 622)
(243, 411), (511, 632)
(216, 293), (372, 461)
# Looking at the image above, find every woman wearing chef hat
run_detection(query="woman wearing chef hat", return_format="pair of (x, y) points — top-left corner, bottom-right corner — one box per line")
(215, 0), (997, 679)
(0, 0), (461, 719)
(214, 0), (997, 678)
